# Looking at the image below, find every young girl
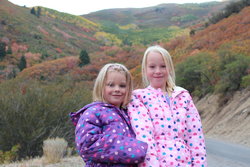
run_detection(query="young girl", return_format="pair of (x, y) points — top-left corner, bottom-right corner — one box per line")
(70, 63), (148, 167)
(128, 46), (207, 167)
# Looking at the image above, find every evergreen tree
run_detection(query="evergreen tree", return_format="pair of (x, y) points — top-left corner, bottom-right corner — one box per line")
(0, 42), (6, 60)
(30, 7), (36, 16)
(18, 55), (27, 71)
(7, 45), (12, 54)
(37, 7), (42, 18)
(79, 49), (90, 67)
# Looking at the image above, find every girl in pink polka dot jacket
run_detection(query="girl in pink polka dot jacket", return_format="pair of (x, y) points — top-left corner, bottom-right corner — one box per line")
(128, 46), (207, 167)
(70, 63), (148, 167)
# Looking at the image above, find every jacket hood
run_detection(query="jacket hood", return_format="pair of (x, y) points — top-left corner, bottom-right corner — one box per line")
(69, 101), (113, 126)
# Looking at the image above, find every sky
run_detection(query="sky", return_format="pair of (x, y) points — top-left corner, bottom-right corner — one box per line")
(8, 0), (222, 15)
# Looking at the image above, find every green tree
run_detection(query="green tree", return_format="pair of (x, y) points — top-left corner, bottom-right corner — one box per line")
(37, 7), (42, 18)
(30, 7), (36, 16)
(18, 55), (27, 71)
(7, 45), (12, 54)
(0, 42), (6, 60)
(79, 49), (90, 67)
(215, 53), (250, 93)
(190, 29), (195, 36)
(176, 53), (216, 97)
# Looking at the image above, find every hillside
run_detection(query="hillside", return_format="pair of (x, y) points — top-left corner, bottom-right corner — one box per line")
(0, 0), (105, 81)
(84, 1), (229, 28)
(0, 0), (234, 83)
(165, 6), (250, 63)
(0, 0), (101, 59)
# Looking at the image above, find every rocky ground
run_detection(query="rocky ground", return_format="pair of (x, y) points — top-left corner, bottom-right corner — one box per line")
(196, 88), (250, 147)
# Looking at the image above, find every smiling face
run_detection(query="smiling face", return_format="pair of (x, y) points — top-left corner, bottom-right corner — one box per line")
(103, 71), (127, 107)
(146, 51), (168, 91)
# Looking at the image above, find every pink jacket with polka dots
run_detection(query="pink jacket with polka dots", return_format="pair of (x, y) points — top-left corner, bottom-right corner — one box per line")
(128, 86), (207, 167)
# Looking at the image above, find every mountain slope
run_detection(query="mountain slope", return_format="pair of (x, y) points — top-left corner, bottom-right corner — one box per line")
(0, 0), (101, 57)
(84, 2), (229, 28)
(166, 6), (250, 63)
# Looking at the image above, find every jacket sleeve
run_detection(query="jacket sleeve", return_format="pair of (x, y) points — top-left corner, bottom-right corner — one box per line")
(184, 92), (207, 167)
(75, 107), (148, 164)
(128, 92), (160, 167)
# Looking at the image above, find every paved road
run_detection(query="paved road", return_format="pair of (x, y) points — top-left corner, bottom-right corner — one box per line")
(206, 138), (250, 167)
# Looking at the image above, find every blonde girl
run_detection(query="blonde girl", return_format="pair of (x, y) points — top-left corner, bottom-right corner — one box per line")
(71, 63), (148, 167)
(128, 46), (207, 167)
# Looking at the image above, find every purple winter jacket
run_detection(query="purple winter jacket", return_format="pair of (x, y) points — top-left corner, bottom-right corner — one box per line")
(70, 102), (148, 167)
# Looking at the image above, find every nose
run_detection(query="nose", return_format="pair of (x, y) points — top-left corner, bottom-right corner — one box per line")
(114, 86), (120, 92)
(155, 67), (161, 74)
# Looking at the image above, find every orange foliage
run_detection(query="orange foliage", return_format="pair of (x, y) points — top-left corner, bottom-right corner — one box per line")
(11, 42), (28, 53)
(191, 7), (250, 51)
(162, 6), (250, 65)
(55, 48), (62, 53)
(18, 56), (78, 80)
(81, 27), (92, 33)
(24, 52), (41, 67)
(165, 36), (189, 51)
(53, 26), (73, 39)
(37, 25), (49, 36)
(75, 32), (96, 41)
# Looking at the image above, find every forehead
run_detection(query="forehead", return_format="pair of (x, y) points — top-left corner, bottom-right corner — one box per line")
(106, 71), (126, 81)
(147, 51), (164, 62)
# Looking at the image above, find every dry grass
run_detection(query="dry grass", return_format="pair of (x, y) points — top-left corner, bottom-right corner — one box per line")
(0, 156), (84, 167)
(42, 138), (68, 164)
(0, 138), (85, 167)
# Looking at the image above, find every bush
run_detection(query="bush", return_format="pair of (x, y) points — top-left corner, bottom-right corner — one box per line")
(215, 52), (250, 93)
(175, 52), (216, 97)
(241, 74), (250, 88)
(42, 138), (68, 164)
(207, 0), (250, 25)
(0, 144), (20, 164)
(0, 77), (92, 160)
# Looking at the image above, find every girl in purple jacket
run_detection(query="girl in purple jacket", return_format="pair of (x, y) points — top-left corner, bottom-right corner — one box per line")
(128, 46), (207, 167)
(70, 63), (148, 167)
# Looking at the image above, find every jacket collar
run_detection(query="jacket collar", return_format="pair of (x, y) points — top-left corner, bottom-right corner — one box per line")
(146, 85), (187, 98)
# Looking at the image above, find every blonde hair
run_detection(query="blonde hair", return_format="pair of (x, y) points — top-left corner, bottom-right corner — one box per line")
(141, 45), (176, 93)
(93, 63), (133, 107)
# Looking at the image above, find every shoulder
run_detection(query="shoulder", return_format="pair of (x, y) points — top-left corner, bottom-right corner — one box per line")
(173, 86), (190, 96)
(174, 86), (188, 92)
(85, 102), (115, 113)
(131, 88), (150, 100)
(173, 86), (194, 102)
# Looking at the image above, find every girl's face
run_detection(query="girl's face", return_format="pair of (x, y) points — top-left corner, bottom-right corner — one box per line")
(104, 71), (127, 107)
(146, 51), (168, 91)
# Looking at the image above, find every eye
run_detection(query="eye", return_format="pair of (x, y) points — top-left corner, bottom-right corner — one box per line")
(149, 65), (155, 69)
(120, 84), (126, 88)
(161, 65), (166, 68)
(107, 83), (114, 87)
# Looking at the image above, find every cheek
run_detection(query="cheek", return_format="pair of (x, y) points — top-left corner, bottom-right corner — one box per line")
(146, 70), (153, 77)
(122, 88), (127, 95)
(103, 88), (109, 97)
